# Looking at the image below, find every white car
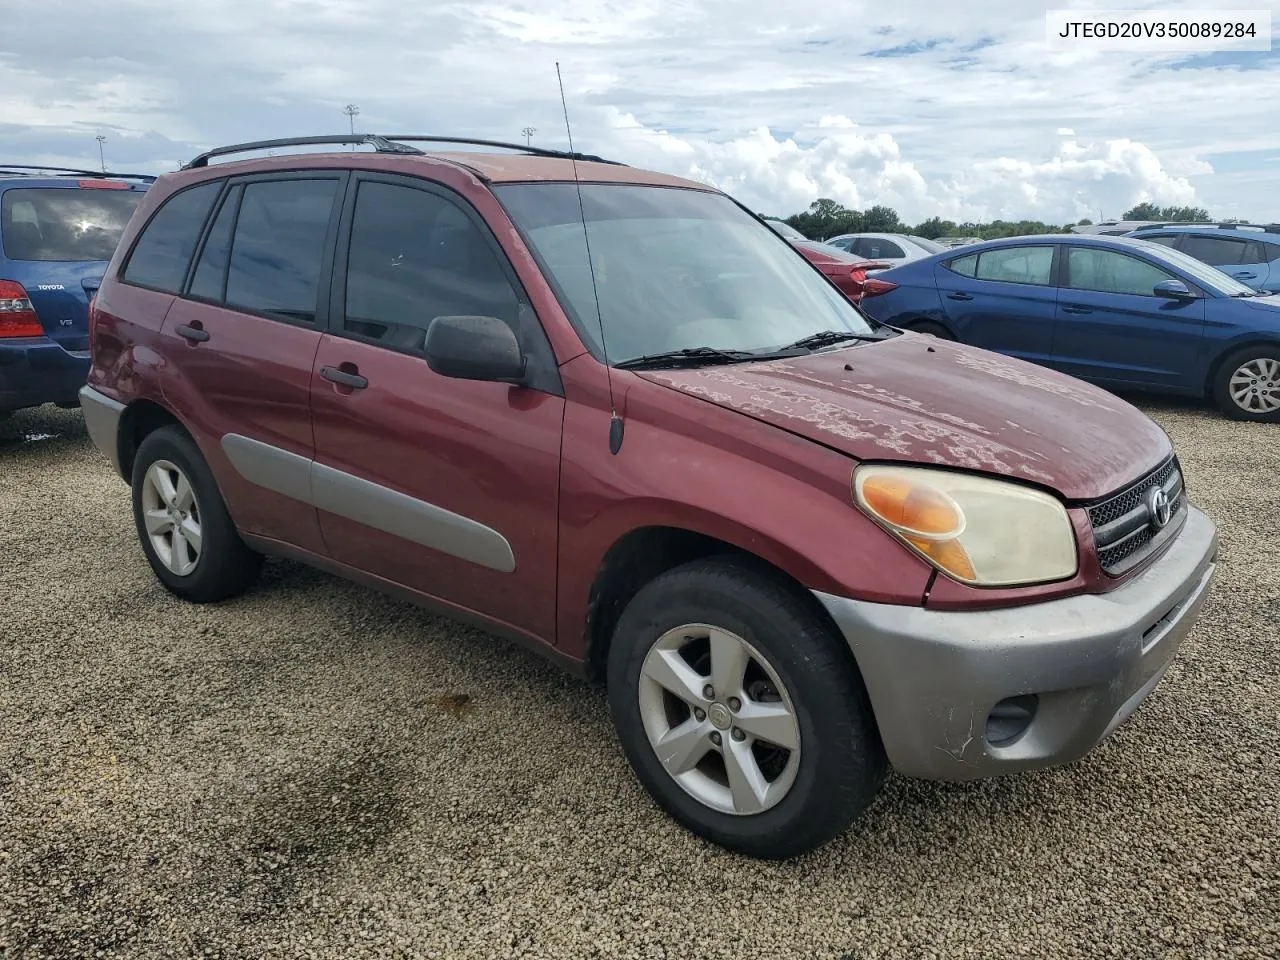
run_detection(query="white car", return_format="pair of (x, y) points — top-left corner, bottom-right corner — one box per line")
(823, 232), (948, 265)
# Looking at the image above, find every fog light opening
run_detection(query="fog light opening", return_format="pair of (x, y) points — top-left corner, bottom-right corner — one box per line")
(986, 694), (1039, 748)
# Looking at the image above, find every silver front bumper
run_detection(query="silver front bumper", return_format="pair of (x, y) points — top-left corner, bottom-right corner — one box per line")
(815, 505), (1218, 781)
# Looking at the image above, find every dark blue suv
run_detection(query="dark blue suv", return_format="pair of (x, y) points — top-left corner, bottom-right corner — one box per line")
(0, 166), (151, 417)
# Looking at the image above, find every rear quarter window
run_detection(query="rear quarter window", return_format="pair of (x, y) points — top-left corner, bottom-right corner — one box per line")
(122, 181), (222, 293)
(945, 253), (978, 277)
(1, 187), (143, 262)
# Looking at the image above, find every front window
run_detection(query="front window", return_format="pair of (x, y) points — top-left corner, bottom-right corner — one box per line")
(496, 183), (877, 364)
(2, 187), (143, 262)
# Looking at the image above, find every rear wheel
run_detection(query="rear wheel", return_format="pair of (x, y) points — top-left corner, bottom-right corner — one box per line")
(908, 320), (954, 340)
(606, 557), (887, 860)
(1212, 346), (1280, 422)
(131, 425), (263, 602)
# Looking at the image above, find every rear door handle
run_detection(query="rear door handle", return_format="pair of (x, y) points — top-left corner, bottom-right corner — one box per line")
(175, 323), (210, 342)
(321, 365), (369, 389)
(1233, 272), (1257, 279)
(947, 292), (974, 301)
(1062, 305), (1093, 315)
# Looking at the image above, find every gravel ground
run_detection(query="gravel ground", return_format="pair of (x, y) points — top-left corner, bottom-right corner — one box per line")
(1, 399), (1277, 960)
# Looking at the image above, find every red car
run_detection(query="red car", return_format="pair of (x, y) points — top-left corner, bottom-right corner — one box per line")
(80, 135), (1218, 860)
(763, 218), (888, 301)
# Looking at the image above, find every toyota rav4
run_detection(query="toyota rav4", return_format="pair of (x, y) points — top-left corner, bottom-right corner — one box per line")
(80, 135), (1218, 860)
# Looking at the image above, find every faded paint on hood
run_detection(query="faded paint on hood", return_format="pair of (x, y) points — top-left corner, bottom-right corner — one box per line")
(637, 334), (1171, 501)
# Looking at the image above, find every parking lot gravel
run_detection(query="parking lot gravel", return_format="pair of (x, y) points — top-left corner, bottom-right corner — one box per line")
(1, 399), (1277, 959)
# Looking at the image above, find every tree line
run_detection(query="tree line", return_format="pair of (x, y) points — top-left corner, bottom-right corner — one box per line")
(769, 199), (1217, 242)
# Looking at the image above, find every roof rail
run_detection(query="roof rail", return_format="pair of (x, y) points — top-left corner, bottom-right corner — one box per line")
(0, 164), (156, 183)
(1130, 221), (1280, 235)
(380, 135), (626, 166)
(182, 133), (626, 170)
(183, 134), (426, 169)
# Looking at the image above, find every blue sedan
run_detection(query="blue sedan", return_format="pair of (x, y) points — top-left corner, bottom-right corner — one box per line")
(858, 234), (1280, 422)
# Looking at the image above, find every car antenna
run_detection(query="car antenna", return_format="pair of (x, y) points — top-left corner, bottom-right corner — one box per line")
(557, 61), (624, 456)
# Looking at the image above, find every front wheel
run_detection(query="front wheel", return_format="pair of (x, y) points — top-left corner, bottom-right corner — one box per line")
(1212, 346), (1280, 422)
(606, 557), (887, 860)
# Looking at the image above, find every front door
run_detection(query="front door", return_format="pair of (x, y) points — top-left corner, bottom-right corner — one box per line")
(1049, 245), (1206, 390)
(309, 174), (565, 643)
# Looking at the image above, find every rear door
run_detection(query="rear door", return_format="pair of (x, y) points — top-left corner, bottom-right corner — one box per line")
(1049, 245), (1206, 389)
(0, 182), (145, 353)
(933, 243), (1060, 363)
(147, 173), (347, 556)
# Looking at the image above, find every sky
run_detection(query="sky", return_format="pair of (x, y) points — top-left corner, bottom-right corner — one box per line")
(2, 0), (1277, 226)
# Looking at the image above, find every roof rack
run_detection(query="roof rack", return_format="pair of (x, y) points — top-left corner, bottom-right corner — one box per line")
(1130, 221), (1280, 233)
(0, 164), (156, 183)
(183, 133), (625, 170)
(380, 135), (625, 166)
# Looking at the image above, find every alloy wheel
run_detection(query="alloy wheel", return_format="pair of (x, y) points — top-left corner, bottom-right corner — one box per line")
(140, 459), (203, 576)
(1229, 357), (1280, 414)
(637, 624), (802, 816)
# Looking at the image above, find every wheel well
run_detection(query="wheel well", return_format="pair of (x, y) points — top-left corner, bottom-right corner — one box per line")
(117, 400), (185, 481)
(582, 526), (848, 686)
(1204, 341), (1280, 397)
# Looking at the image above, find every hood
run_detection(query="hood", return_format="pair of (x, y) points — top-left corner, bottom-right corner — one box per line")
(637, 334), (1172, 501)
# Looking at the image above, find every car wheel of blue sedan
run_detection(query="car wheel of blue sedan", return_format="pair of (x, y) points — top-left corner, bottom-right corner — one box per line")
(1213, 346), (1280, 423)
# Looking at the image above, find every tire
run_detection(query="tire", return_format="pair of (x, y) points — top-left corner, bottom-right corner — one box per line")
(908, 320), (954, 340)
(130, 425), (263, 602)
(606, 556), (887, 860)
(1211, 345), (1280, 422)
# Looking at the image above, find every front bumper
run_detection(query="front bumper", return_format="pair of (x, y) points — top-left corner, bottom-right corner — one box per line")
(0, 338), (90, 412)
(815, 505), (1218, 781)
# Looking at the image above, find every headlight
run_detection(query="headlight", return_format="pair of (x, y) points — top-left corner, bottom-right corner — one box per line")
(853, 464), (1078, 587)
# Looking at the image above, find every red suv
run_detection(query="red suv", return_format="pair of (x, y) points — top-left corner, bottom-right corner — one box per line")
(80, 135), (1218, 860)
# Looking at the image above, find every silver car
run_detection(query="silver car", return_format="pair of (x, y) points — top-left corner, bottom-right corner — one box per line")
(824, 232), (948, 264)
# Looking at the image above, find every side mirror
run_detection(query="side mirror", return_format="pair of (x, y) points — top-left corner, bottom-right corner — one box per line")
(424, 315), (527, 384)
(1153, 279), (1194, 300)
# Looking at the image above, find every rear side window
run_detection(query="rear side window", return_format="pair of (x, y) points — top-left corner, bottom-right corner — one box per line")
(342, 180), (520, 349)
(1180, 234), (1249, 266)
(1138, 233), (1180, 248)
(974, 246), (1054, 286)
(223, 179), (339, 322)
(122, 182), (221, 292)
(853, 238), (906, 259)
(2, 187), (143, 262)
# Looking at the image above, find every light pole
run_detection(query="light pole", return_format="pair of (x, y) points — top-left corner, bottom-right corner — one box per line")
(96, 135), (106, 172)
(521, 126), (535, 146)
(344, 104), (360, 149)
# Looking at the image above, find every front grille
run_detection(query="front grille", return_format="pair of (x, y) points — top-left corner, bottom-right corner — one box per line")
(1086, 456), (1186, 576)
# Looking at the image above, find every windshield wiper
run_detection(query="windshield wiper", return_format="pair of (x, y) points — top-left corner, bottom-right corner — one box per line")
(614, 346), (765, 370)
(776, 329), (892, 352)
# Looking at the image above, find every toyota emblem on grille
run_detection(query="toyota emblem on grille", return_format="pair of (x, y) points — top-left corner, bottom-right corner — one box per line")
(1146, 486), (1172, 529)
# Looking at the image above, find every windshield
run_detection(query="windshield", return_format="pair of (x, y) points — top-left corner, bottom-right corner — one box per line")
(1, 187), (143, 261)
(907, 235), (948, 254)
(496, 183), (877, 364)
(1125, 238), (1257, 296)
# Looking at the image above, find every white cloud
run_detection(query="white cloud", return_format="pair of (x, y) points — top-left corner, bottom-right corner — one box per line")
(0, 0), (1276, 223)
